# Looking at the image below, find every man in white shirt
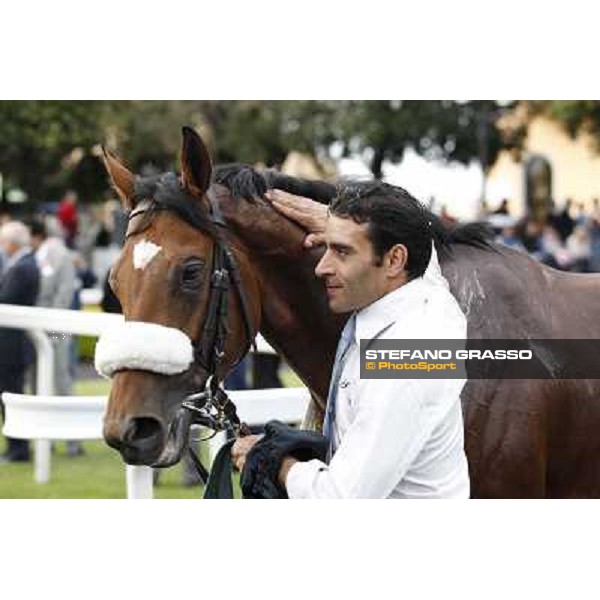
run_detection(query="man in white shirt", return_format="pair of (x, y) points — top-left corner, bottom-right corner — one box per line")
(232, 182), (470, 498)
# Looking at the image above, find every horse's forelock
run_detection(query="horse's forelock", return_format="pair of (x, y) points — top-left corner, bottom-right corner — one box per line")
(130, 172), (218, 240)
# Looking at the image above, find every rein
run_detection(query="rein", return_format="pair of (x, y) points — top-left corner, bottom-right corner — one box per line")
(127, 187), (256, 486)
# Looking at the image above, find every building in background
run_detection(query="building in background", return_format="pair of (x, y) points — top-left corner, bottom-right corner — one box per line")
(487, 112), (600, 220)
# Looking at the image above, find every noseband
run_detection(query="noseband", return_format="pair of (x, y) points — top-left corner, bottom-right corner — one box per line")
(127, 186), (257, 479)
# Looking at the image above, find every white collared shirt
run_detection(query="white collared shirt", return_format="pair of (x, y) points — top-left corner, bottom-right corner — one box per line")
(286, 249), (470, 499)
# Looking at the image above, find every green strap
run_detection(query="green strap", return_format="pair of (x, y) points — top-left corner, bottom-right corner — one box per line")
(203, 438), (237, 499)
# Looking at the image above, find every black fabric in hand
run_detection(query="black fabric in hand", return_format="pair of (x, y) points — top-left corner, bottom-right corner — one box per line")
(241, 420), (328, 499)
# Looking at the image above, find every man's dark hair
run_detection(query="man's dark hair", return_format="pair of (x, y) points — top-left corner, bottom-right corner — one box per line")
(330, 181), (433, 279)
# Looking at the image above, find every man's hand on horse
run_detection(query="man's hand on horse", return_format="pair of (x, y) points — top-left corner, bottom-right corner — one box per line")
(231, 434), (261, 471)
(265, 189), (327, 248)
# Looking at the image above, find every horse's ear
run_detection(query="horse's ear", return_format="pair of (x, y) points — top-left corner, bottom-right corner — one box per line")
(102, 148), (136, 211)
(180, 126), (212, 198)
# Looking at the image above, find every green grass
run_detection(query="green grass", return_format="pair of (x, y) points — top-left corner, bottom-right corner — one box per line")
(0, 440), (211, 499)
(0, 364), (300, 499)
(73, 378), (111, 396)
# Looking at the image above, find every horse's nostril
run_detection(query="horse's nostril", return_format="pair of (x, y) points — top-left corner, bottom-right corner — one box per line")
(123, 417), (162, 444)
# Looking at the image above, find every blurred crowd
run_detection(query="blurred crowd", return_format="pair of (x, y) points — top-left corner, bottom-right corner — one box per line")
(441, 197), (600, 273)
(1, 190), (127, 292)
(0, 191), (126, 463)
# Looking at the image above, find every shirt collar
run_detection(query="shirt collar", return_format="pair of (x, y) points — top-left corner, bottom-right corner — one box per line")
(346, 245), (450, 344)
(354, 276), (430, 343)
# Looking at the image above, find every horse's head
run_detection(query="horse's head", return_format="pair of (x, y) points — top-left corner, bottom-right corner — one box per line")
(99, 127), (261, 466)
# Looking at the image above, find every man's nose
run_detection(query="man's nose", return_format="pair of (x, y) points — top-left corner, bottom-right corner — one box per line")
(315, 250), (333, 278)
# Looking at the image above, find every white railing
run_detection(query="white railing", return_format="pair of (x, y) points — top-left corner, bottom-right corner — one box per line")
(0, 305), (123, 484)
(2, 387), (309, 499)
(0, 303), (275, 352)
(1, 392), (155, 499)
(0, 303), (278, 492)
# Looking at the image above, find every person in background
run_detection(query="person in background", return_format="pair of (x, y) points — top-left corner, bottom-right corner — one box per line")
(566, 225), (592, 272)
(493, 199), (510, 215)
(29, 219), (83, 457)
(498, 225), (525, 251)
(0, 221), (40, 463)
(92, 203), (121, 286)
(108, 198), (127, 248)
(574, 202), (589, 228)
(593, 198), (600, 223)
(540, 224), (572, 269)
(518, 219), (544, 261)
(553, 198), (575, 242)
(57, 190), (79, 249)
(100, 269), (122, 314)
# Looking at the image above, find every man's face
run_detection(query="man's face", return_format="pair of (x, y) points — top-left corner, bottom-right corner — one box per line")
(315, 215), (388, 313)
(0, 237), (17, 257)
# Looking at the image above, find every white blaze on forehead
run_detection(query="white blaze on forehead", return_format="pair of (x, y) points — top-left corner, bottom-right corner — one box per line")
(133, 239), (162, 270)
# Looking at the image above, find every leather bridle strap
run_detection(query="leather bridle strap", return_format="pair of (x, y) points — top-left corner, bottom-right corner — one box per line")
(126, 185), (256, 489)
(193, 191), (257, 383)
(196, 240), (230, 377)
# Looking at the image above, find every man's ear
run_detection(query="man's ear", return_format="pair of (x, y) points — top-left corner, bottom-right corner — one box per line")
(102, 148), (136, 211)
(180, 126), (212, 198)
(385, 244), (408, 278)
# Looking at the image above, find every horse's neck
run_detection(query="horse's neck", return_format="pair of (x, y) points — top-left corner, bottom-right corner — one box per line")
(254, 250), (342, 403)
(222, 197), (341, 404)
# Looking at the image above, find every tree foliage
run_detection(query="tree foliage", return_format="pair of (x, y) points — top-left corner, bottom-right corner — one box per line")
(330, 100), (519, 178)
(537, 101), (600, 148)
(0, 100), (521, 206)
(0, 101), (111, 202)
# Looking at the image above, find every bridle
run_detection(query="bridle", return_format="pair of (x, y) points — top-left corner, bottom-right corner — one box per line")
(127, 185), (257, 481)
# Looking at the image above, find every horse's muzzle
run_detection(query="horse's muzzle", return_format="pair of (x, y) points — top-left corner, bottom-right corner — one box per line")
(104, 413), (166, 465)
(151, 407), (193, 468)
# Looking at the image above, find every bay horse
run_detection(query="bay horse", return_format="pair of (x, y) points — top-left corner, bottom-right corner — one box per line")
(99, 127), (600, 498)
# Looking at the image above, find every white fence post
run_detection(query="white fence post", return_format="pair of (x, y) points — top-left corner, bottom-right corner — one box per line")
(27, 329), (55, 484)
(125, 465), (154, 499)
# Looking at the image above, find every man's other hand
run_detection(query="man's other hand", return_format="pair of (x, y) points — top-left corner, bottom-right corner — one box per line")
(231, 434), (261, 471)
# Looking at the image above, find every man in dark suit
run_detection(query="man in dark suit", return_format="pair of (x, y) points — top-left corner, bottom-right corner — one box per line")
(0, 221), (40, 462)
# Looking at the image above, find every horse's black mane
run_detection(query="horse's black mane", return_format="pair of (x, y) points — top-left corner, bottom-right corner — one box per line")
(214, 164), (335, 205)
(130, 165), (494, 257)
(214, 163), (496, 256)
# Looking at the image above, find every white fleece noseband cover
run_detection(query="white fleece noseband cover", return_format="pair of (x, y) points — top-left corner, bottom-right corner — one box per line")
(95, 321), (194, 379)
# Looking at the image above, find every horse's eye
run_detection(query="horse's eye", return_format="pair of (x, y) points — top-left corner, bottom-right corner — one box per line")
(181, 260), (205, 289)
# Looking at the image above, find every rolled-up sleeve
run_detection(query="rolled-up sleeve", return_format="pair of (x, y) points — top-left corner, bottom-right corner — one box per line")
(285, 378), (445, 499)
